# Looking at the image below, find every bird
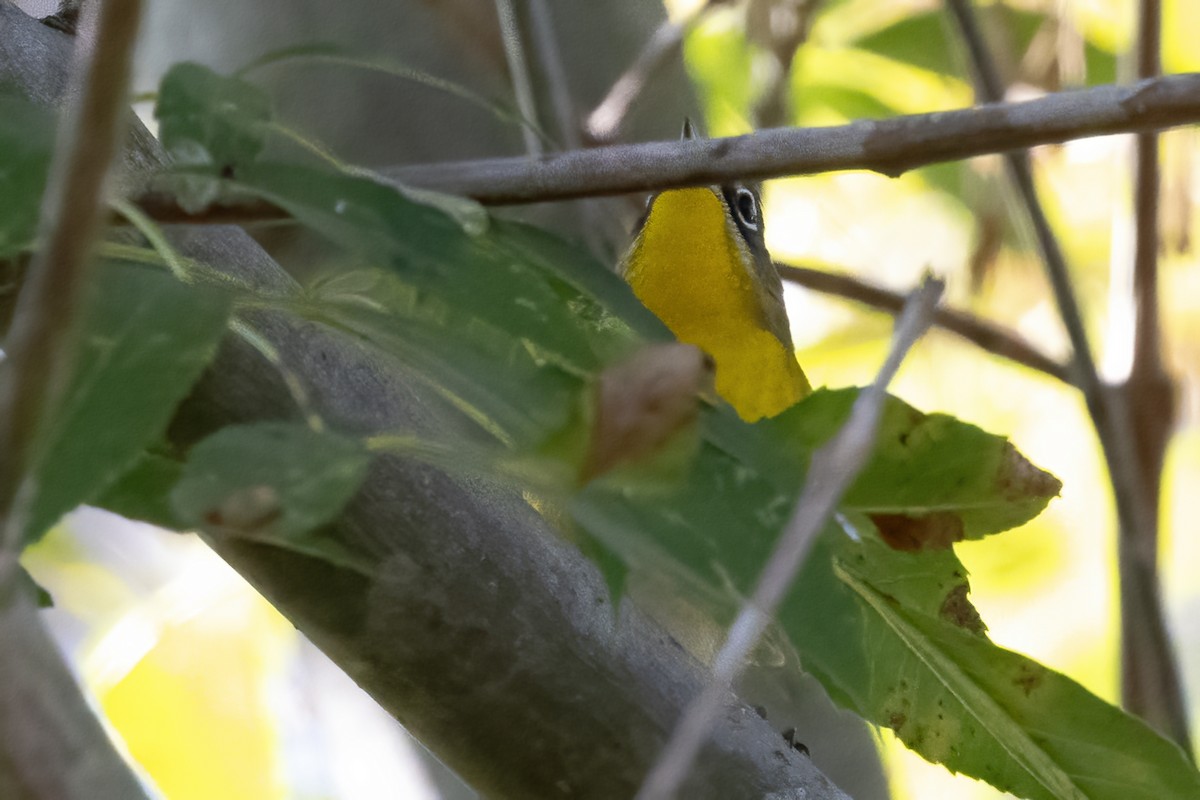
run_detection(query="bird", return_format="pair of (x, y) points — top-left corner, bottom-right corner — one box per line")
(618, 128), (810, 422)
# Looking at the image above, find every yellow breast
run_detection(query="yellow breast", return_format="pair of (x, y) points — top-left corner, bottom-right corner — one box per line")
(621, 187), (809, 422)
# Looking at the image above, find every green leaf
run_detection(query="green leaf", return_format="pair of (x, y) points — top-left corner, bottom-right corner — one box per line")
(828, 548), (1200, 800)
(155, 63), (270, 210)
(226, 162), (650, 448)
(170, 422), (373, 572)
(575, 386), (1059, 596)
(760, 388), (1062, 543)
(237, 163), (614, 369)
(23, 262), (231, 545)
(853, 10), (958, 78)
(793, 84), (900, 123)
(0, 92), (54, 258)
(305, 268), (584, 449)
(156, 62), (272, 169)
(93, 451), (185, 530)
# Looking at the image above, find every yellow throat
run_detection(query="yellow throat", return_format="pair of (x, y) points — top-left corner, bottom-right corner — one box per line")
(620, 185), (811, 422)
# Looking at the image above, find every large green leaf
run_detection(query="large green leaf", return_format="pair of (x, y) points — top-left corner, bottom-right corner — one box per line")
(217, 161), (652, 449)
(0, 92), (54, 259)
(170, 422), (373, 572)
(827, 546), (1199, 800)
(236, 162), (636, 375)
(23, 262), (231, 544)
(304, 268), (584, 448)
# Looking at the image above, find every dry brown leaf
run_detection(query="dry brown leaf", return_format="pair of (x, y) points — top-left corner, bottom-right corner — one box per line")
(581, 343), (714, 482)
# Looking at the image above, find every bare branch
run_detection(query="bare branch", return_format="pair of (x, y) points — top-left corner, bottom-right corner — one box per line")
(523, 0), (623, 255)
(1116, 0), (1190, 751)
(943, 0), (1191, 749)
(778, 264), (1071, 383)
(1131, 0), (1164, 376)
(389, 73), (1200, 203)
(121, 71), (1200, 223)
(494, 0), (542, 156)
(584, 1), (722, 144)
(636, 277), (945, 800)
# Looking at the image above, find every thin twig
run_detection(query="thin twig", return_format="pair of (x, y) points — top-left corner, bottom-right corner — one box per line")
(1116, 0), (1190, 751)
(748, 0), (822, 129)
(525, 0), (579, 150)
(1131, 0), (1164, 377)
(494, 0), (542, 157)
(523, 0), (624, 256)
(122, 72), (1200, 221)
(943, 0), (1191, 749)
(635, 276), (945, 800)
(0, 0), (145, 565)
(0, 2), (152, 798)
(584, 1), (722, 144)
(778, 263), (1071, 383)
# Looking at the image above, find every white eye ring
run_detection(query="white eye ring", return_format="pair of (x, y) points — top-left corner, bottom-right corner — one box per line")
(734, 187), (759, 230)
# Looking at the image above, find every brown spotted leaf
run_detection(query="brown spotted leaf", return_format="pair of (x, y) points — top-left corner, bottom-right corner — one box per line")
(823, 550), (1200, 800)
(764, 388), (1062, 542)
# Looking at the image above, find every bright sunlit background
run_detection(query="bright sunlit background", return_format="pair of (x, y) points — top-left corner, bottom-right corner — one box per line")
(14, 0), (1200, 797)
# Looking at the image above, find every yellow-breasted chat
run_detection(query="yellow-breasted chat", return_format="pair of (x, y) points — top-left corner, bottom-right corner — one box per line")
(619, 151), (810, 422)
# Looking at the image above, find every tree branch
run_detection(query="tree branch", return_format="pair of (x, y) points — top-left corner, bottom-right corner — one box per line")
(494, 0), (542, 156)
(525, 0), (580, 150)
(125, 70), (1200, 224)
(943, 0), (1191, 749)
(0, 0), (152, 797)
(1115, 0), (1190, 751)
(777, 263), (1071, 383)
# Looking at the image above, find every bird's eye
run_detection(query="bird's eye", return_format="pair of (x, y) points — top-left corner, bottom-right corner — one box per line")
(734, 187), (759, 230)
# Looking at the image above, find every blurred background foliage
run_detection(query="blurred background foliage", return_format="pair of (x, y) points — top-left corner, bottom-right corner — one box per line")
(11, 0), (1200, 797)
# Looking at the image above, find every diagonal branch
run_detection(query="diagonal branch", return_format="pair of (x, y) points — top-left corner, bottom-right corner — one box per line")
(493, 0), (542, 156)
(584, 0), (723, 144)
(777, 264), (1071, 383)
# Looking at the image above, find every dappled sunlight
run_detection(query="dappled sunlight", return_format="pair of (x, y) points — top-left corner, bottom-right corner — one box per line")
(22, 511), (443, 799)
